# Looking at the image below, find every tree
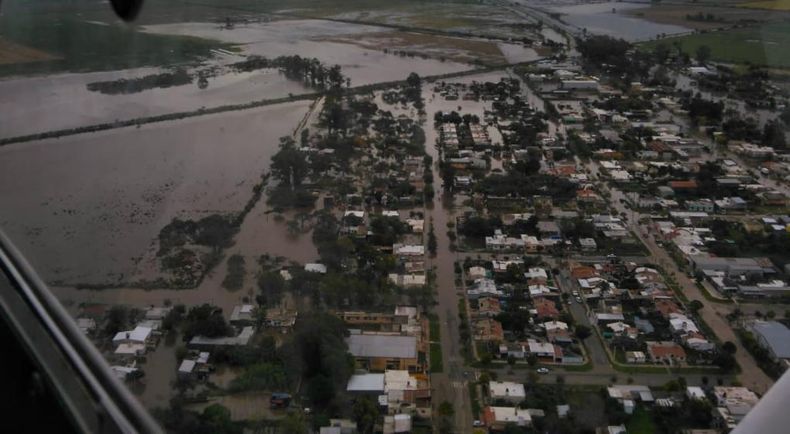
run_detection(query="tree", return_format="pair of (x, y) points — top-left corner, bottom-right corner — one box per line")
(695, 45), (711, 64)
(271, 137), (309, 187)
(574, 325), (592, 340)
(654, 43), (671, 64)
(104, 305), (131, 336)
(352, 396), (379, 434)
(280, 412), (309, 434)
(182, 304), (231, 340)
(722, 341), (737, 355)
(688, 300), (704, 314)
(438, 401), (455, 417)
(428, 224), (438, 256)
(763, 120), (787, 150)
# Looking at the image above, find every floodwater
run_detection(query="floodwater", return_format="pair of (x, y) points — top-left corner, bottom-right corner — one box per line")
(0, 65), (309, 139)
(549, 2), (691, 42)
(0, 99), (313, 286)
(143, 19), (473, 87)
(541, 27), (566, 45)
(675, 73), (778, 127)
(0, 18), (476, 140)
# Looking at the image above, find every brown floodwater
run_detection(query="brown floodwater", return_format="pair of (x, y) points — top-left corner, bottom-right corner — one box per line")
(0, 99), (313, 287)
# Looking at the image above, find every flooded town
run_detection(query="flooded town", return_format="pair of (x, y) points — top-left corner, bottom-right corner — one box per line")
(2, 0), (790, 433)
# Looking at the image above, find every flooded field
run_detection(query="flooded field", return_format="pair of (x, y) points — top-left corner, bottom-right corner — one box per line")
(0, 18), (481, 140)
(548, 2), (691, 41)
(0, 99), (313, 285)
(0, 65), (309, 138)
(143, 19), (473, 86)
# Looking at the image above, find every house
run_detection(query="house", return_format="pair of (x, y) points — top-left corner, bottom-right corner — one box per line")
(655, 299), (681, 318)
(485, 230), (525, 251)
(626, 351), (646, 363)
(482, 406), (532, 430)
(178, 352), (211, 380)
(489, 381), (526, 403)
(477, 297), (502, 317)
(685, 199), (714, 213)
(579, 237), (597, 251)
(669, 313), (699, 335)
(393, 244), (425, 257)
(383, 414), (411, 434)
(537, 221), (561, 239)
(475, 318), (505, 342)
(346, 333), (421, 372)
(230, 304), (255, 325)
(320, 419), (357, 434)
(388, 273), (427, 287)
(691, 256), (772, 279)
(608, 385), (654, 402)
(263, 307), (298, 332)
(524, 267), (549, 281)
(467, 266), (487, 280)
(112, 325), (153, 346)
(646, 341), (687, 364)
(747, 320), (790, 364)
(686, 386), (707, 401)
(534, 298), (559, 320)
(468, 278), (504, 299)
(76, 318), (96, 335)
(305, 263), (328, 273)
(190, 326), (254, 348)
(382, 369), (431, 407)
(528, 340), (557, 361)
(712, 386), (759, 430)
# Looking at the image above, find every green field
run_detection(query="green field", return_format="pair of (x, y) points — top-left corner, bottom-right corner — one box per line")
(0, 17), (233, 77)
(740, 0), (790, 10)
(641, 23), (790, 68)
(430, 343), (444, 373)
(626, 407), (658, 434)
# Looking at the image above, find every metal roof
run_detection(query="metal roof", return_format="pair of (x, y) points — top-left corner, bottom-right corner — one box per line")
(751, 321), (790, 359)
(346, 334), (417, 359)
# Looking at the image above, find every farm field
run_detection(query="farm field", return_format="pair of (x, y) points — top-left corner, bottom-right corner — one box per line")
(740, 0), (790, 10)
(641, 22), (790, 68)
(0, 18), (233, 77)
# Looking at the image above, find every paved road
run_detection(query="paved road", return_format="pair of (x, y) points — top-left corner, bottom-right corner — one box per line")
(427, 138), (473, 431)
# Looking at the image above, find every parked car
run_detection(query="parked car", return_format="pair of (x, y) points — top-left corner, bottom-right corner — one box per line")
(536, 367), (550, 374)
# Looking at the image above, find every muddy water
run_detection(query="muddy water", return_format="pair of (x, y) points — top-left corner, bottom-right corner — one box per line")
(143, 19), (473, 87)
(549, 2), (691, 42)
(0, 99), (313, 286)
(0, 67), (309, 139)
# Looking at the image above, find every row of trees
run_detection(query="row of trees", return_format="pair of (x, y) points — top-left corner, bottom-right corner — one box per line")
(231, 55), (347, 91)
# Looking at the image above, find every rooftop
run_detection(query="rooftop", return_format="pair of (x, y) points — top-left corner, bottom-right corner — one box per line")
(346, 334), (418, 359)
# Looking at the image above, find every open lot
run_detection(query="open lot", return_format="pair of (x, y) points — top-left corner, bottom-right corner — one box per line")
(641, 22), (790, 68)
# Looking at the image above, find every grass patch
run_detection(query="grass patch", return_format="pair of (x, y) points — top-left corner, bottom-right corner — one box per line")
(740, 0), (790, 10)
(222, 254), (246, 291)
(640, 22), (790, 68)
(468, 382), (481, 419)
(430, 342), (444, 373)
(626, 406), (657, 434)
(429, 313), (441, 342)
(695, 281), (733, 303)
